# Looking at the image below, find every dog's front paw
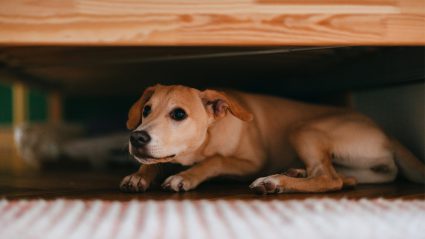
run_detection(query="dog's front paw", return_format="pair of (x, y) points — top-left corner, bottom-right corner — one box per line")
(162, 174), (196, 192)
(120, 173), (150, 193)
(249, 174), (285, 194)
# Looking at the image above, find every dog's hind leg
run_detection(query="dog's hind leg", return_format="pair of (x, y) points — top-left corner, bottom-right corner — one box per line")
(251, 126), (346, 193)
(284, 168), (357, 188)
(331, 140), (398, 184)
(334, 164), (397, 184)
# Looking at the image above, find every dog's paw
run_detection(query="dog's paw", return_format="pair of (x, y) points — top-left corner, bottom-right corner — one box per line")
(120, 173), (150, 193)
(162, 174), (195, 192)
(249, 174), (285, 194)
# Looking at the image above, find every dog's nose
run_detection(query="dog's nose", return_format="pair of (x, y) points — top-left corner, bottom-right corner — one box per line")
(130, 130), (151, 147)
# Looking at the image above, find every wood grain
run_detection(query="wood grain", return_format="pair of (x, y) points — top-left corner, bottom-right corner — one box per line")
(0, 0), (424, 45)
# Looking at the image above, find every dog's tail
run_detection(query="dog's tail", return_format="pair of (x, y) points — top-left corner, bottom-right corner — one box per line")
(392, 138), (425, 183)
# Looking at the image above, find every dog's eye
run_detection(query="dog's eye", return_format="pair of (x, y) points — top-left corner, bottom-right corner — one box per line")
(170, 108), (187, 121)
(142, 105), (151, 118)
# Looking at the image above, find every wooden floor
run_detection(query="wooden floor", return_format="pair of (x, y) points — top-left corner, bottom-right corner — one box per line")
(1, 171), (424, 201)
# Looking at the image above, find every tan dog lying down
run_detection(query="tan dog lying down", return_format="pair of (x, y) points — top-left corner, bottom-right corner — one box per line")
(120, 84), (424, 193)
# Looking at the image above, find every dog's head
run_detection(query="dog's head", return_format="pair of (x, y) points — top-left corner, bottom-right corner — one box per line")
(127, 84), (253, 164)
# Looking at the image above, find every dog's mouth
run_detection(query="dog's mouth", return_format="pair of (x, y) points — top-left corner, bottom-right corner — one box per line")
(132, 152), (176, 164)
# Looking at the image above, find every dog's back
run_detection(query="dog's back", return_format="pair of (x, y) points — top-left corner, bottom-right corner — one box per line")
(228, 91), (342, 172)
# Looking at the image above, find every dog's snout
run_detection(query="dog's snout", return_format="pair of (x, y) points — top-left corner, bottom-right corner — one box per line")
(130, 130), (151, 147)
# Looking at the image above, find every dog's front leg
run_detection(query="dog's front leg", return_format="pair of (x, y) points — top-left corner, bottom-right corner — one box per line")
(162, 156), (259, 192)
(120, 164), (161, 192)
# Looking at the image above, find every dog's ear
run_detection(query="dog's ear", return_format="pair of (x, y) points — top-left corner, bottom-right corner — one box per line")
(127, 86), (156, 130)
(200, 90), (253, 122)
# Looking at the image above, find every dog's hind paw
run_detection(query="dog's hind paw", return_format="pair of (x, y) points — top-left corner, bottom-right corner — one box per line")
(162, 174), (196, 192)
(120, 173), (150, 193)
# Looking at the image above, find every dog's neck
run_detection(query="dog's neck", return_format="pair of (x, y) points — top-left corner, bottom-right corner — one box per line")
(202, 114), (246, 157)
(170, 114), (246, 166)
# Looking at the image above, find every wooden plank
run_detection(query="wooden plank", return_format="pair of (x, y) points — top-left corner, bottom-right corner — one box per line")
(0, 46), (342, 67)
(0, 0), (423, 45)
(0, 128), (29, 174)
(0, 82), (30, 174)
(0, 172), (424, 200)
(12, 82), (26, 125)
(314, 47), (425, 92)
(48, 90), (62, 123)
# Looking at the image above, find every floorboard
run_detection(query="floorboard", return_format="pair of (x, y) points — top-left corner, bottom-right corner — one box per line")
(1, 171), (424, 201)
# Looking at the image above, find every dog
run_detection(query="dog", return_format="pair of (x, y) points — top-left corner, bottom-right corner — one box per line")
(120, 84), (424, 193)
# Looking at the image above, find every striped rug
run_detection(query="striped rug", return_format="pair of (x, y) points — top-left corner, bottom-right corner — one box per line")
(0, 199), (424, 239)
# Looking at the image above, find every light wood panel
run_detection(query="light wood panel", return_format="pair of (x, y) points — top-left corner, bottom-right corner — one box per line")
(0, 0), (424, 45)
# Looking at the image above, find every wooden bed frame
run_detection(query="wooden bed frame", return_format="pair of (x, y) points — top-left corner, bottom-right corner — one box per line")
(0, 0), (424, 46)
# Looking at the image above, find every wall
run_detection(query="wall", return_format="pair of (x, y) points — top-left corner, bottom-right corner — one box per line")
(64, 96), (133, 134)
(352, 82), (424, 162)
